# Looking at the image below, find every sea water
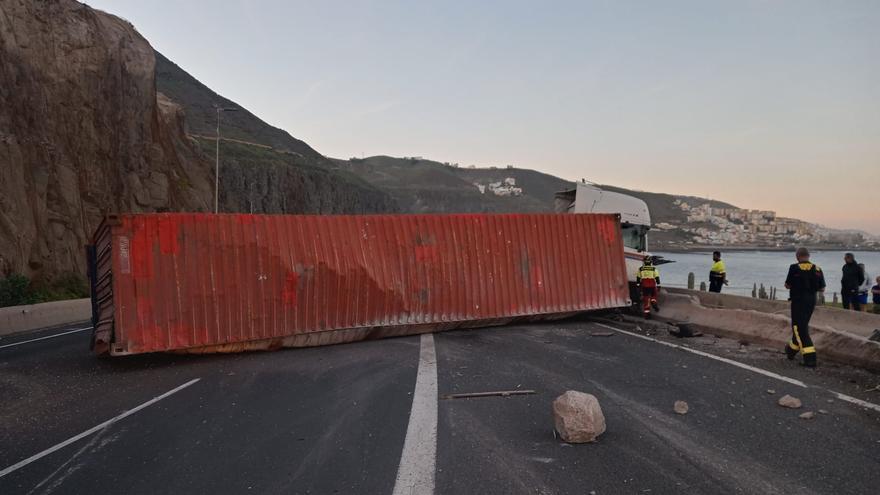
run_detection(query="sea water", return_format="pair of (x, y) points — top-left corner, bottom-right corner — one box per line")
(653, 250), (880, 298)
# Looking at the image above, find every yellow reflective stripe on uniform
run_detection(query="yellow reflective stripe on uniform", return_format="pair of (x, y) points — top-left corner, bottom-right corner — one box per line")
(801, 346), (816, 354)
(792, 325), (803, 349)
(788, 342), (800, 351)
(798, 262), (813, 271)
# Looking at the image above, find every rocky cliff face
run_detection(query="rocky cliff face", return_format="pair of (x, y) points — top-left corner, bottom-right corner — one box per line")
(0, 0), (395, 280)
(0, 0), (214, 278)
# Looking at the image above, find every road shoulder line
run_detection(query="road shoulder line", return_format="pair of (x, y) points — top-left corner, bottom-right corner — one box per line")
(0, 326), (93, 350)
(594, 322), (807, 387)
(596, 322), (880, 413)
(831, 391), (880, 413)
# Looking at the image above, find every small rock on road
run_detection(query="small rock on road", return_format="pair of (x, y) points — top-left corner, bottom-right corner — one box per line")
(777, 394), (802, 409)
(674, 400), (689, 415)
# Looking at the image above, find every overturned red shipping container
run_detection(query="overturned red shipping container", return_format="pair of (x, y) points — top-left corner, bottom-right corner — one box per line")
(87, 213), (629, 355)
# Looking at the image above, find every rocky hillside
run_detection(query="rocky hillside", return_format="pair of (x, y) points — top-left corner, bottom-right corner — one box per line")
(153, 50), (395, 217)
(0, 0), (394, 281)
(339, 155), (874, 249)
(196, 140), (396, 215)
(339, 156), (733, 218)
(154, 52), (323, 160)
(337, 156), (573, 213)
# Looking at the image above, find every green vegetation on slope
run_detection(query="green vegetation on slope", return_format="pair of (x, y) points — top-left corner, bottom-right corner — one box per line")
(0, 273), (89, 308)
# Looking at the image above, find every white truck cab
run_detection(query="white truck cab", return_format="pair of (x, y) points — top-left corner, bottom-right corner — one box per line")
(555, 182), (652, 284)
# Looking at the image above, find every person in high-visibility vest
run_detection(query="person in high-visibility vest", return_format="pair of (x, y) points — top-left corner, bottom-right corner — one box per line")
(784, 247), (826, 368)
(636, 256), (660, 318)
(709, 251), (728, 293)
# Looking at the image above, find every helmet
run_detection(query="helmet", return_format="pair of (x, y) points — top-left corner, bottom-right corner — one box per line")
(643, 255), (653, 265)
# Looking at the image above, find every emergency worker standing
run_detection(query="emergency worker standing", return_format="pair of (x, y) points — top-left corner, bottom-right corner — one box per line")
(784, 247), (825, 368)
(636, 256), (660, 318)
(709, 251), (727, 293)
(840, 253), (864, 311)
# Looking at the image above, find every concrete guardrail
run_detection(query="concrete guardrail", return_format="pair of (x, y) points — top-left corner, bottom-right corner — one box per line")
(658, 288), (880, 371)
(0, 298), (91, 337)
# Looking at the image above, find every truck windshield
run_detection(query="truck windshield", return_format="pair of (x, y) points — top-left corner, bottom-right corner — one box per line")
(621, 224), (646, 251)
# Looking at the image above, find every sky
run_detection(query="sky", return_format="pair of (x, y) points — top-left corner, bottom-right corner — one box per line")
(87, 0), (880, 234)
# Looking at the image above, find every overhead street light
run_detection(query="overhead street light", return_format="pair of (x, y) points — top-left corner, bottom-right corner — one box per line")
(214, 106), (238, 213)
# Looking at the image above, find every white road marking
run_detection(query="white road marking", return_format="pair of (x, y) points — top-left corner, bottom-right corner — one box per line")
(596, 322), (880, 413)
(594, 322), (808, 387)
(0, 326), (92, 350)
(30, 427), (110, 492)
(392, 333), (438, 495)
(0, 378), (201, 479)
(832, 392), (880, 414)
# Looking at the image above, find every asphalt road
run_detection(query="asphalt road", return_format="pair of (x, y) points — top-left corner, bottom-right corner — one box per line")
(1, 318), (878, 494)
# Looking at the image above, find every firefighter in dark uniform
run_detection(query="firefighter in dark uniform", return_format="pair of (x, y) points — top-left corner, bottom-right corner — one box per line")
(784, 247), (826, 368)
(636, 256), (660, 318)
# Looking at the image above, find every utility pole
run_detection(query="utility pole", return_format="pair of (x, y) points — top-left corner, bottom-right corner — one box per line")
(214, 106), (238, 213)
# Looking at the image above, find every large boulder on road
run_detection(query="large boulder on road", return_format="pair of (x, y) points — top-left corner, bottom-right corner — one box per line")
(552, 391), (606, 443)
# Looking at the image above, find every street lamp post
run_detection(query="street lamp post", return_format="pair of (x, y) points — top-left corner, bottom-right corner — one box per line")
(214, 106), (238, 213)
